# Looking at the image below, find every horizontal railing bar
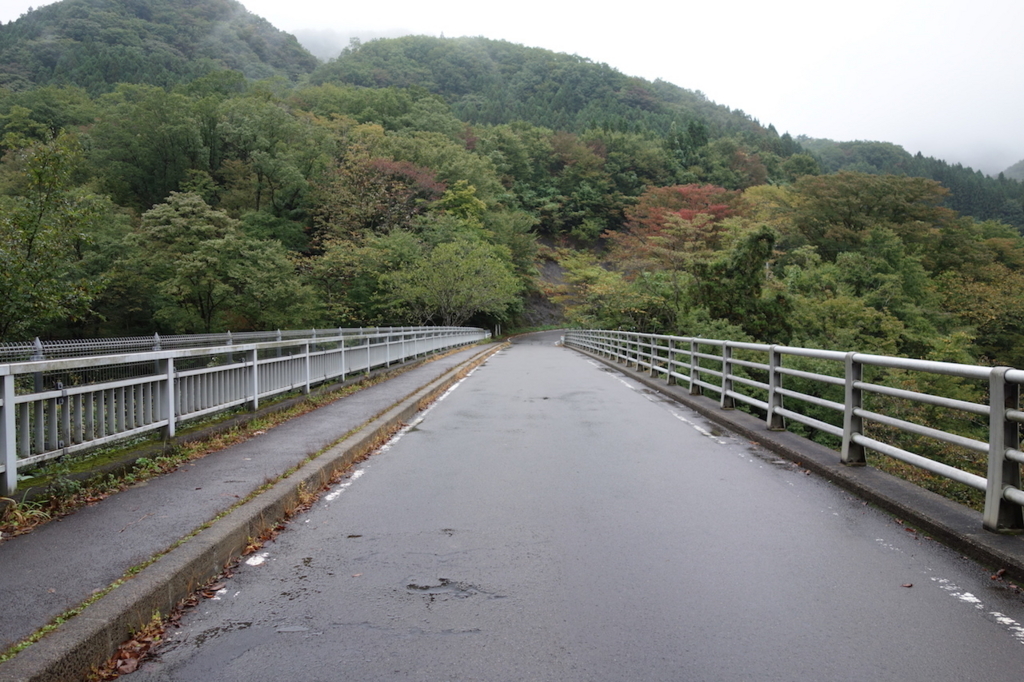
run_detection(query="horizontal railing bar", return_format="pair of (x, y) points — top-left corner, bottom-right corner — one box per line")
(730, 375), (768, 392)
(776, 387), (844, 412)
(12, 375), (163, 402)
(725, 391), (769, 411)
(728, 357), (769, 372)
(176, 364), (248, 379)
(1006, 409), (1024, 424)
(0, 330), (482, 375)
(692, 379), (722, 393)
(691, 352), (724, 362)
(853, 435), (987, 491)
(857, 382), (989, 416)
(775, 366), (845, 386)
(1005, 486), (1024, 507)
(774, 407), (844, 437)
(178, 398), (251, 421)
(856, 409), (988, 454)
(852, 354), (993, 380)
(725, 341), (771, 352)
(775, 346), (847, 362)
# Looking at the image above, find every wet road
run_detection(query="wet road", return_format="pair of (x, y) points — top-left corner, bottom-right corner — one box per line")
(135, 332), (1024, 681)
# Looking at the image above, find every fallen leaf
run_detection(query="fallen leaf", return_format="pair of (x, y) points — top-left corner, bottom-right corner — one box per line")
(352, 573), (362, 577)
(902, 583), (913, 588)
(116, 657), (139, 673)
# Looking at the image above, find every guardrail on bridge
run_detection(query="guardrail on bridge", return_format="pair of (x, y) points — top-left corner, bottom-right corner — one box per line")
(0, 327), (489, 495)
(564, 329), (1024, 534)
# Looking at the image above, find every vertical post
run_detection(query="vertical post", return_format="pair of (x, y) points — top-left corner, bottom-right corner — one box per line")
(648, 336), (656, 377)
(341, 335), (347, 381)
(984, 367), (1024, 532)
(152, 333), (161, 376)
(689, 340), (701, 395)
(32, 338), (44, 458)
(303, 342), (311, 395)
(2, 373), (16, 496)
(841, 352), (865, 465)
(249, 348), (260, 411)
(767, 345), (785, 430)
(666, 339), (675, 385)
(720, 342), (735, 409)
(160, 358), (176, 440)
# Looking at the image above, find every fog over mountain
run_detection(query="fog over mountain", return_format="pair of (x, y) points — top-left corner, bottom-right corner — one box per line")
(3, 0), (1022, 176)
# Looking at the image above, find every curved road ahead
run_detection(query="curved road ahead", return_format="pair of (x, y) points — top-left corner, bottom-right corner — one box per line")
(136, 331), (1024, 681)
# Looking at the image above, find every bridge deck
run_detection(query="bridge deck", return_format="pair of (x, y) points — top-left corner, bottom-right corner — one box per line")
(125, 332), (1024, 681)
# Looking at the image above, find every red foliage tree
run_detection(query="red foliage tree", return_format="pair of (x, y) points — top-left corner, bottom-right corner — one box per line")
(622, 184), (740, 233)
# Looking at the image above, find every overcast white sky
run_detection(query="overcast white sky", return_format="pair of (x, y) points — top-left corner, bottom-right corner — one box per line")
(4, 0), (1022, 175)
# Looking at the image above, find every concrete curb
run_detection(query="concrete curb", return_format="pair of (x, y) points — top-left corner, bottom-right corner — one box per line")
(0, 343), (505, 682)
(571, 346), (1024, 583)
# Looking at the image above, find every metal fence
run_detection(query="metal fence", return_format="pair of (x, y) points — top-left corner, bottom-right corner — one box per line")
(0, 327), (489, 495)
(564, 329), (1024, 534)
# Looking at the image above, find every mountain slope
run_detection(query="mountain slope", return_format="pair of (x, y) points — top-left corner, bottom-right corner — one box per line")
(0, 0), (319, 93)
(799, 137), (1024, 227)
(1004, 158), (1024, 182)
(310, 35), (784, 144)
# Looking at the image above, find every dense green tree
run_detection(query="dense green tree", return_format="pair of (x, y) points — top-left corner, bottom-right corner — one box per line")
(125, 192), (313, 332)
(385, 239), (521, 326)
(0, 132), (106, 340)
(91, 85), (207, 209)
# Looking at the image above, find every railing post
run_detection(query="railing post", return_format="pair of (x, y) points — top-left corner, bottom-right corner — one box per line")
(341, 334), (347, 380)
(160, 358), (175, 440)
(766, 345), (785, 430)
(2, 373), (16, 495)
(666, 339), (675, 385)
(152, 333), (161, 375)
(984, 367), (1024, 533)
(720, 342), (735, 409)
(689, 339), (701, 395)
(32, 338), (44, 456)
(249, 348), (260, 411)
(841, 352), (865, 465)
(303, 342), (311, 395)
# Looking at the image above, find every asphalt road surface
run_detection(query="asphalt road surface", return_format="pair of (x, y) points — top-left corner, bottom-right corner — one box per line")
(134, 331), (1024, 681)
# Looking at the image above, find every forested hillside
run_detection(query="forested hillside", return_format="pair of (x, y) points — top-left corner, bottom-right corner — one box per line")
(1004, 158), (1024, 182)
(799, 138), (1024, 227)
(2, 0), (1024, 390)
(0, 0), (318, 92)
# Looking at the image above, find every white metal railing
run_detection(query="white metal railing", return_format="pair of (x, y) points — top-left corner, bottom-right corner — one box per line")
(564, 329), (1024, 533)
(0, 327), (489, 494)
